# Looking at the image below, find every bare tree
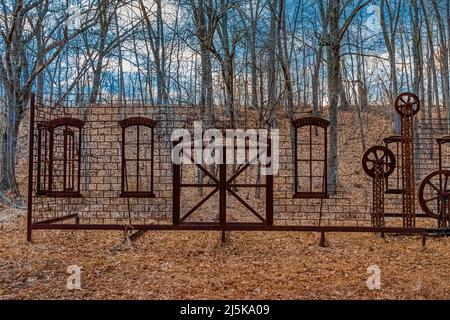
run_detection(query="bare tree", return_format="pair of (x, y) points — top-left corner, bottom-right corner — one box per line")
(324, 0), (370, 192)
(140, 0), (170, 105)
(380, 0), (402, 132)
(421, 0), (442, 130)
(190, 0), (217, 126)
(0, 0), (96, 194)
(267, 0), (278, 128)
(431, 0), (450, 130)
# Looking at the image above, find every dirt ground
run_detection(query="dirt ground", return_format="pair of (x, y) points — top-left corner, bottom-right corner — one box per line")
(1, 211), (449, 300)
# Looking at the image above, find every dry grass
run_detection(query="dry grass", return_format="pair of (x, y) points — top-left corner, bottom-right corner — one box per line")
(1, 214), (450, 299)
(1, 106), (449, 299)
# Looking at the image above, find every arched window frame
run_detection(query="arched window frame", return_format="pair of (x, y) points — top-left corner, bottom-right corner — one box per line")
(292, 116), (330, 199)
(46, 117), (84, 197)
(119, 117), (156, 198)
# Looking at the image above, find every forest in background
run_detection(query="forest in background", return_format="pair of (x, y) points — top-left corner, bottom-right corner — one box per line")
(0, 0), (448, 202)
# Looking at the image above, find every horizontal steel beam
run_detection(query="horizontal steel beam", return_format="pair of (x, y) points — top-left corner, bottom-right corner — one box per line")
(32, 222), (428, 234)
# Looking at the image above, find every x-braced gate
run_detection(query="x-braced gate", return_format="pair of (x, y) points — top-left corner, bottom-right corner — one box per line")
(172, 138), (273, 229)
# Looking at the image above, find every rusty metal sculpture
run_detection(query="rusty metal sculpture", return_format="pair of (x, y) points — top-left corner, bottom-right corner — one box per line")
(395, 92), (420, 228)
(362, 146), (396, 227)
(418, 170), (450, 228)
(27, 95), (433, 242)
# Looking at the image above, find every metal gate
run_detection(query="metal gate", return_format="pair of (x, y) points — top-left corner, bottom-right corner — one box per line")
(172, 138), (273, 228)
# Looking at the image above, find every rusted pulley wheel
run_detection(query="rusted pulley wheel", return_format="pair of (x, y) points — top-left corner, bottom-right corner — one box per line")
(418, 169), (450, 220)
(362, 146), (396, 179)
(395, 92), (420, 117)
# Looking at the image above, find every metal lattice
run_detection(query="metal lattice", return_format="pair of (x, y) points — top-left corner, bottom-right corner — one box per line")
(395, 92), (420, 228)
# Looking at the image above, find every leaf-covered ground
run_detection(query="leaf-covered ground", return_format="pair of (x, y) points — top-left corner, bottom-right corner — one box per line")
(1, 108), (449, 299)
(0, 213), (449, 299)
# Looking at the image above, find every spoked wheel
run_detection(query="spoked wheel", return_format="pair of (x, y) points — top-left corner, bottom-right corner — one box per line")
(395, 92), (420, 117)
(362, 146), (396, 179)
(418, 170), (450, 225)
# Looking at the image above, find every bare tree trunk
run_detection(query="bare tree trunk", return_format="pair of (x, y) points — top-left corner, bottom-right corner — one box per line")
(140, 0), (169, 106)
(326, 0), (341, 192)
(432, 0), (450, 131)
(267, 0), (278, 128)
(89, 0), (115, 103)
(325, 0), (369, 192)
(0, 92), (25, 194)
(249, 0), (259, 111)
(422, 0), (442, 130)
(278, 0), (294, 120)
(409, 0), (423, 179)
(312, 1), (327, 116)
(115, 10), (125, 103)
(380, 0), (401, 133)
(191, 0), (215, 125)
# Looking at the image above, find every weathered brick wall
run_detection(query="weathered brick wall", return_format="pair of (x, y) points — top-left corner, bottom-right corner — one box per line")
(32, 103), (182, 225)
(30, 100), (446, 228)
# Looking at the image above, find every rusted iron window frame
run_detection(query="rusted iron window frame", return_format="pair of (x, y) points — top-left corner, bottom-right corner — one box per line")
(119, 117), (156, 198)
(383, 135), (403, 194)
(292, 116), (330, 199)
(47, 117), (84, 198)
